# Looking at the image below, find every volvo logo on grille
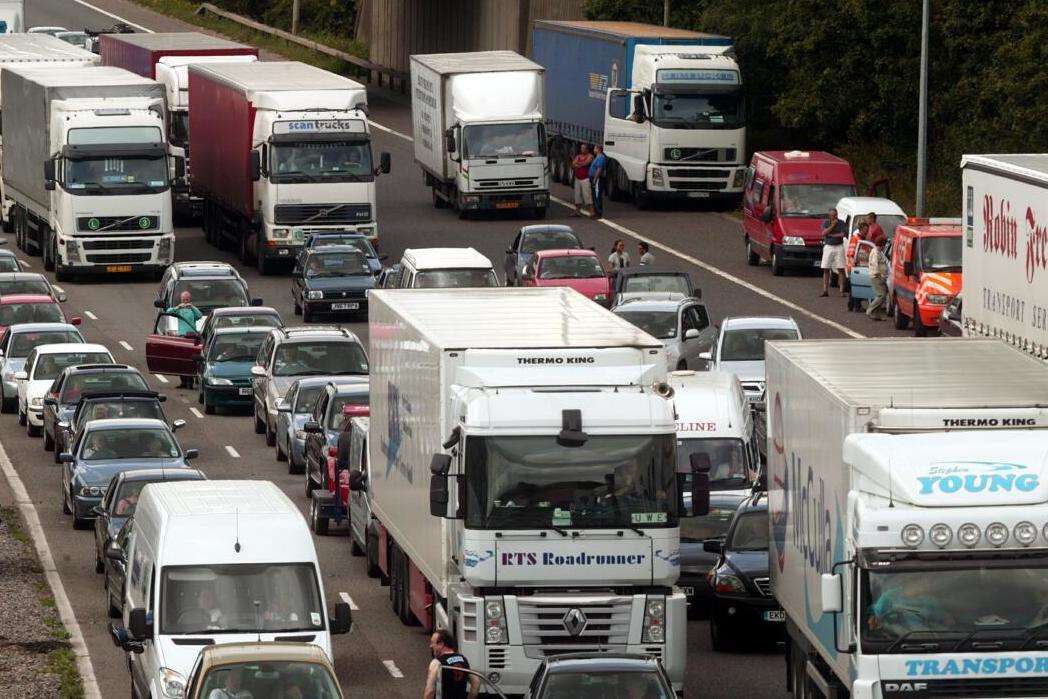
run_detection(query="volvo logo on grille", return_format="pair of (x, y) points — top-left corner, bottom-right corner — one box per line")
(562, 608), (587, 636)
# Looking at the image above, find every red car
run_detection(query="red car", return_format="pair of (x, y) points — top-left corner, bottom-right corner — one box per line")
(521, 249), (611, 305)
(0, 295), (80, 330)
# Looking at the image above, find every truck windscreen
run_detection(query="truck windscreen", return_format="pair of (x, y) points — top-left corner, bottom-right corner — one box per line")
(462, 122), (544, 159)
(169, 112), (189, 149)
(465, 434), (678, 530)
(676, 437), (749, 490)
(270, 140), (373, 183)
(652, 92), (743, 130)
(65, 156), (167, 195)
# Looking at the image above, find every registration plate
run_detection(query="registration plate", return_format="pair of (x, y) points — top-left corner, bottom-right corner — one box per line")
(238, 387), (252, 396)
(687, 191), (710, 198)
(495, 201), (520, 210)
(763, 610), (785, 622)
(331, 302), (359, 311)
(681, 586), (695, 596)
(106, 264), (133, 273)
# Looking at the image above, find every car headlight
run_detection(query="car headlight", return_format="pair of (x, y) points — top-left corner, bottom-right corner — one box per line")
(484, 597), (508, 645)
(78, 485), (104, 497)
(207, 377), (232, 386)
(712, 570), (746, 594)
(926, 293), (951, 305)
(272, 228), (290, 239)
(783, 236), (805, 246)
(31, 396), (43, 407)
(306, 290), (324, 300)
(641, 594), (666, 643)
(159, 667), (187, 698)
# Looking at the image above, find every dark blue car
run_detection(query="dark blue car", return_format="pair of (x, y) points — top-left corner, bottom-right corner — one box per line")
(291, 246), (375, 322)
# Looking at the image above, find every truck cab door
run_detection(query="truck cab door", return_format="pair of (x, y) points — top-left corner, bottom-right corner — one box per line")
(604, 89), (650, 186)
(145, 314), (200, 376)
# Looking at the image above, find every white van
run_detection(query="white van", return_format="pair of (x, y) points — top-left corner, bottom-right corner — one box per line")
(111, 480), (352, 699)
(344, 416), (382, 577)
(384, 247), (499, 288)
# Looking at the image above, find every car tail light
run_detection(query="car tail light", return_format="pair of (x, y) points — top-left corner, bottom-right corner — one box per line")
(343, 404), (369, 417)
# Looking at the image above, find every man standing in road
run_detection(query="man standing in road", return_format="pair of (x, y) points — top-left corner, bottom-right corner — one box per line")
(589, 145), (608, 218)
(637, 241), (654, 266)
(570, 144), (594, 217)
(165, 290), (203, 388)
(424, 629), (479, 699)
(866, 237), (889, 321)
(867, 212), (887, 247)
(820, 208), (846, 297)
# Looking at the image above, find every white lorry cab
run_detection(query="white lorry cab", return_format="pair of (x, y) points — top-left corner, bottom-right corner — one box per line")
(113, 480), (352, 699)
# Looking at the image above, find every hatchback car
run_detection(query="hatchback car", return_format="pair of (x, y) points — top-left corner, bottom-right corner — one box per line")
(57, 391), (175, 462)
(275, 376), (330, 473)
(101, 518), (133, 619)
(252, 327), (369, 447)
(701, 316), (802, 405)
(0, 245), (21, 272)
(612, 296), (715, 371)
(42, 364), (150, 455)
(0, 272), (63, 299)
(153, 261), (259, 317)
(182, 643), (344, 699)
(303, 378), (369, 498)
(17, 343), (113, 437)
(611, 267), (697, 305)
(303, 231), (385, 273)
(198, 305), (282, 350)
(0, 294), (79, 330)
(504, 224), (582, 286)
(680, 491), (750, 617)
(521, 249), (610, 305)
(292, 246), (375, 321)
(0, 323), (83, 412)
(525, 653), (675, 699)
(59, 418), (198, 528)
(199, 327), (271, 414)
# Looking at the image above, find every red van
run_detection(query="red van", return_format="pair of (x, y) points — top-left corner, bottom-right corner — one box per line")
(741, 151), (857, 275)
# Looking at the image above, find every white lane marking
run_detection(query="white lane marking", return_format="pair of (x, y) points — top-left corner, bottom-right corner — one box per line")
(153, 374), (169, 384)
(84, 310), (98, 320)
(119, 341), (133, 351)
(339, 592), (359, 610)
(189, 407), (204, 419)
(0, 432), (102, 698)
(382, 660), (404, 679)
(52, 284), (65, 294)
(369, 120), (413, 142)
(549, 194), (866, 339)
(70, 0), (154, 32)
(225, 445), (241, 458)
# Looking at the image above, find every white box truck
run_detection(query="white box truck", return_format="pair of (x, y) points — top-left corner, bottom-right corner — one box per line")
(766, 338), (1048, 698)
(3, 65), (173, 280)
(410, 51), (549, 218)
(0, 34), (99, 232)
(961, 154), (1048, 359)
(365, 287), (696, 696)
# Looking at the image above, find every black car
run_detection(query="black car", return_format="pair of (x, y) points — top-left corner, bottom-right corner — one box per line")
(56, 390), (177, 460)
(303, 378), (369, 498)
(939, 295), (963, 336)
(292, 246), (375, 322)
(303, 232), (386, 274)
(153, 261), (261, 317)
(704, 492), (784, 650)
(525, 653), (675, 699)
(680, 490), (749, 617)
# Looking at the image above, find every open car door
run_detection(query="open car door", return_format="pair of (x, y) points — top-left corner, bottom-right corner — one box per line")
(145, 314), (201, 377)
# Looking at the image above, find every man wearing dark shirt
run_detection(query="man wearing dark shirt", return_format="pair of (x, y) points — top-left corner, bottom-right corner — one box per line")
(820, 208), (847, 297)
(424, 629), (478, 699)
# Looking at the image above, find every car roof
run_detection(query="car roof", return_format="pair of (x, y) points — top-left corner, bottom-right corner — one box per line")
(533, 248), (598, 259)
(64, 363), (135, 373)
(291, 376), (340, 390)
(274, 326), (360, 342)
(0, 294), (56, 304)
(85, 417), (169, 430)
(756, 150), (848, 165)
(210, 306), (279, 317)
(402, 247), (492, 270)
(737, 490), (768, 513)
(197, 641), (332, 668)
(117, 468), (205, 483)
(896, 223), (963, 238)
(612, 296), (695, 312)
(0, 249), (16, 258)
(35, 343), (108, 355)
(211, 326), (273, 338)
(0, 272), (49, 281)
(171, 262), (241, 278)
(834, 196), (906, 217)
(7, 323), (78, 333)
(307, 245), (367, 255)
(79, 391), (160, 402)
(327, 377), (369, 394)
(721, 315), (799, 331)
(520, 224), (576, 237)
(545, 653), (662, 673)
(617, 267), (688, 277)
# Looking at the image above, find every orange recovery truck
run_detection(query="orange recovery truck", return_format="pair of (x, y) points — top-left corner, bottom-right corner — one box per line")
(889, 219), (963, 335)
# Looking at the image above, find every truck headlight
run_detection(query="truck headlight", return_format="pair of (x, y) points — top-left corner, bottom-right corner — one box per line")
(985, 522), (1009, 547)
(306, 290), (324, 300)
(484, 597), (507, 645)
(65, 238), (82, 263)
(158, 236), (173, 263)
(641, 595), (666, 643)
(901, 524), (924, 547)
(958, 523), (981, 547)
(732, 169), (746, 188)
(272, 228), (290, 239)
(783, 236), (805, 246)
(159, 666), (187, 698)
(1014, 521), (1037, 546)
(650, 168), (665, 186)
(926, 293), (951, 305)
(928, 523), (952, 547)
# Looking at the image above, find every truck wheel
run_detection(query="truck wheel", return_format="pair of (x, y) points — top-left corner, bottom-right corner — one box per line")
(633, 182), (651, 210)
(533, 206), (547, 219)
(609, 164), (628, 202)
(309, 497), (329, 536)
(746, 237), (760, 266)
(55, 262), (71, 282)
(351, 534), (364, 557)
(771, 246), (785, 276)
(42, 230), (55, 271)
(256, 246), (270, 275)
(302, 304), (314, 323)
(913, 302), (929, 337)
(431, 187), (446, 209)
(893, 298), (910, 329)
(2, 213), (11, 234)
(366, 530), (382, 579)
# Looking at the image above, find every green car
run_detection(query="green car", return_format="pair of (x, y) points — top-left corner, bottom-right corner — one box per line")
(198, 327), (270, 414)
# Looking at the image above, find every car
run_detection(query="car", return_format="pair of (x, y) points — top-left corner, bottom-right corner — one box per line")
(0, 294), (80, 330)
(0, 244), (21, 272)
(939, 294), (963, 336)
(838, 196), (906, 289)
(845, 238), (887, 312)
(198, 327), (271, 414)
(701, 316), (802, 405)
(303, 378), (370, 499)
(54, 30), (91, 49)
(303, 231), (386, 273)
(59, 418), (198, 528)
(101, 518), (133, 619)
(95, 467), (206, 616)
(197, 305), (282, 350)
(521, 249), (611, 305)
(41, 364), (151, 457)
(252, 326), (369, 448)
(612, 296), (715, 371)
(274, 376), (331, 473)
(704, 492), (784, 650)
(57, 391), (176, 462)
(680, 490), (749, 617)
(504, 224), (583, 286)
(610, 267), (698, 305)
(525, 653), (675, 699)
(0, 323), (84, 413)
(16, 343), (114, 438)
(0, 272), (64, 299)
(291, 246), (376, 321)
(153, 261), (260, 318)
(181, 643), (344, 699)
(27, 26), (67, 36)
(343, 416), (379, 573)
(384, 247), (499, 289)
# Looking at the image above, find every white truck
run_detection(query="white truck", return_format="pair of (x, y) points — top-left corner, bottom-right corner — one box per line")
(3, 65), (173, 280)
(365, 287), (698, 695)
(410, 51), (549, 218)
(767, 338), (1048, 698)
(961, 154), (1048, 359)
(0, 34), (99, 232)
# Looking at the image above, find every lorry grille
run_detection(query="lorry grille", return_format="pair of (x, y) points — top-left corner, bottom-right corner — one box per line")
(486, 648), (507, 669)
(274, 204), (372, 225)
(82, 240), (154, 251)
(84, 253), (152, 264)
(475, 178), (540, 190)
(518, 596), (632, 652)
(753, 577), (772, 596)
(669, 180), (727, 191)
(881, 677), (1048, 697)
(77, 215), (158, 232)
(664, 147), (736, 163)
(666, 169), (731, 179)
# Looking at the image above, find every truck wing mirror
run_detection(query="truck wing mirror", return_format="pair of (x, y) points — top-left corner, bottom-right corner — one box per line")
(250, 150), (261, 182)
(128, 607), (152, 640)
(690, 452), (712, 473)
(44, 159), (56, 190)
(429, 453), (454, 518)
(702, 538), (723, 554)
(691, 470), (710, 517)
(174, 156), (186, 182)
(348, 469), (366, 492)
(379, 152), (391, 174)
(445, 128), (456, 154)
(330, 601), (353, 634)
(820, 573), (842, 614)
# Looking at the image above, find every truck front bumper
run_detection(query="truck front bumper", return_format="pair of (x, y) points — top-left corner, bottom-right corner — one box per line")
(268, 222), (379, 245)
(59, 233), (174, 273)
(648, 164), (746, 199)
(459, 190), (549, 212)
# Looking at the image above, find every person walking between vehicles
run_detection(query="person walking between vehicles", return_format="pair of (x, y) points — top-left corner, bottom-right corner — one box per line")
(867, 236), (889, 321)
(820, 208), (846, 297)
(589, 145), (607, 218)
(165, 290), (203, 388)
(424, 629), (479, 699)
(607, 239), (630, 273)
(638, 241), (654, 266)
(570, 144), (594, 217)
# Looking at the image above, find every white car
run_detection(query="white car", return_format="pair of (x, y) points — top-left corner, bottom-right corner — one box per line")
(700, 316), (801, 405)
(27, 26), (66, 36)
(16, 343), (113, 436)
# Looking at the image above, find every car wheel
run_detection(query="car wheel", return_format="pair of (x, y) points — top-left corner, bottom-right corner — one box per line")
(746, 237), (760, 266)
(351, 533), (364, 557)
(265, 417), (276, 447)
(254, 407), (266, 434)
(18, 405), (26, 426)
(310, 497), (328, 536)
(771, 245), (785, 276)
(913, 302), (929, 337)
(893, 297), (910, 329)
(95, 554), (105, 575)
(366, 529), (382, 579)
(43, 429), (54, 452)
(26, 416), (40, 437)
(0, 388), (11, 414)
(276, 439), (288, 463)
(62, 487), (71, 515)
(710, 613), (736, 652)
(293, 297), (302, 315)
(203, 399), (215, 415)
(288, 450), (303, 475)
(302, 304), (314, 323)
(105, 573), (120, 619)
(304, 469), (315, 498)
(431, 187), (446, 209)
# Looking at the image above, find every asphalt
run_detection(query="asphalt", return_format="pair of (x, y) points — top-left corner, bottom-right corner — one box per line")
(10, 1), (914, 697)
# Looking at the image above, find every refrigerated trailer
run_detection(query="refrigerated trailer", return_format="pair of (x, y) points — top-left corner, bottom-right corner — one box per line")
(364, 287), (696, 695)
(189, 61), (390, 273)
(766, 338), (1048, 698)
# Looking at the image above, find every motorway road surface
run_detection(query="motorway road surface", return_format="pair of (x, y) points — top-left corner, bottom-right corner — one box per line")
(13, 1), (912, 696)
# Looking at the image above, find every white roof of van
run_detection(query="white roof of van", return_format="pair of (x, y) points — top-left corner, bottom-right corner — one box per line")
(146, 480), (295, 517)
(402, 247), (492, 270)
(668, 370), (747, 436)
(0, 34), (98, 62)
(834, 196), (906, 217)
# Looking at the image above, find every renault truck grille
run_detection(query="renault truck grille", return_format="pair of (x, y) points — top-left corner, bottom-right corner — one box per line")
(518, 596), (632, 653)
(274, 203), (372, 225)
(486, 647), (507, 669)
(754, 577), (772, 596)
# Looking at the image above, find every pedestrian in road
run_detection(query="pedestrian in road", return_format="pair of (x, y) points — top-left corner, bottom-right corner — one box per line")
(638, 241), (654, 266)
(820, 208), (846, 297)
(570, 144), (594, 217)
(607, 239), (630, 272)
(867, 212), (887, 248)
(867, 237), (889, 321)
(589, 144), (608, 218)
(424, 629), (479, 699)
(165, 290), (203, 388)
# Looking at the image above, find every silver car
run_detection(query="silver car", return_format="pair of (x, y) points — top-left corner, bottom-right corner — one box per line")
(701, 316), (802, 405)
(0, 323), (84, 412)
(275, 376), (335, 474)
(612, 295), (716, 371)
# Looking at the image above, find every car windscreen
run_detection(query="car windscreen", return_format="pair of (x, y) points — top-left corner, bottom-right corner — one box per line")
(172, 279), (249, 308)
(80, 427), (179, 461)
(539, 256), (605, 279)
(327, 393), (368, 429)
(213, 314), (281, 332)
(208, 334), (268, 363)
(680, 499), (740, 543)
(273, 341), (368, 377)
(727, 511), (769, 551)
(521, 230), (581, 253)
(305, 252), (371, 278)
(614, 310), (677, 339)
(540, 670), (672, 698)
(623, 274), (690, 295)
(918, 235), (963, 272)
(0, 279), (51, 296)
(32, 352), (111, 380)
(719, 328), (799, 362)
(0, 257), (19, 272)
(160, 563), (324, 635)
(61, 372), (148, 404)
(10, 330), (81, 358)
(82, 400), (164, 425)
(199, 661), (340, 699)
(0, 303), (63, 326)
(414, 268), (498, 289)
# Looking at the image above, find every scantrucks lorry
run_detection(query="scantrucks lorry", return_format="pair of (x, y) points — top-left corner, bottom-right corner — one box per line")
(766, 338), (1048, 698)
(533, 20), (746, 207)
(3, 65), (173, 280)
(365, 287), (699, 695)
(410, 51), (549, 218)
(0, 34), (99, 232)
(189, 61), (391, 274)
(99, 32), (258, 217)
(961, 154), (1048, 360)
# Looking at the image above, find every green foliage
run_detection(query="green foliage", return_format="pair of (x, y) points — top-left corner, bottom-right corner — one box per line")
(212, 0), (356, 35)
